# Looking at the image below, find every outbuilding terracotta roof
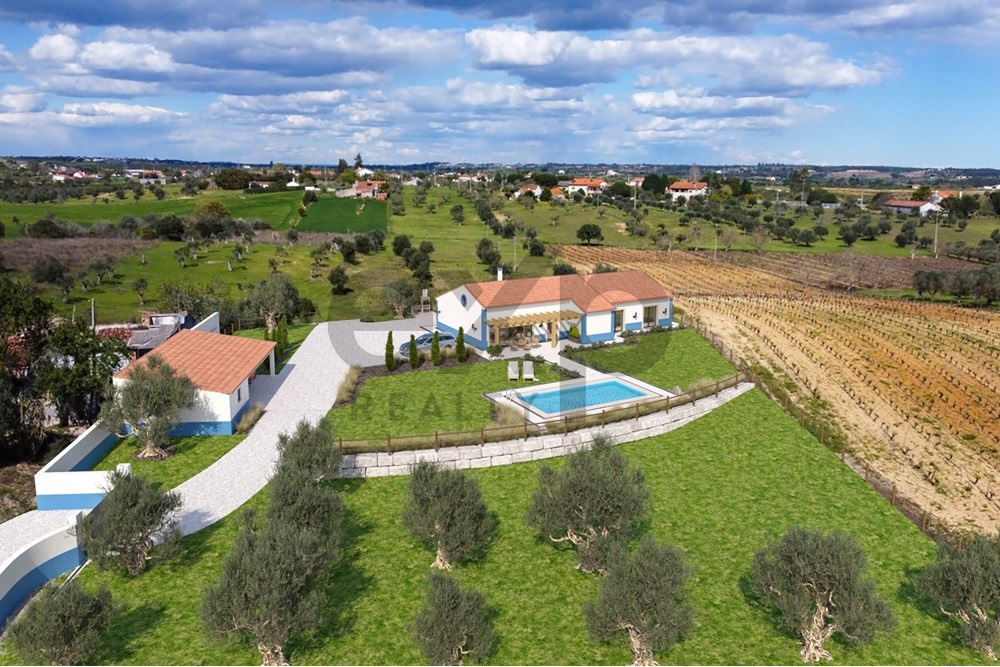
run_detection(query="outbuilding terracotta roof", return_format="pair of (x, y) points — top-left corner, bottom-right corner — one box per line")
(463, 270), (671, 314)
(883, 199), (923, 207)
(114, 329), (275, 394)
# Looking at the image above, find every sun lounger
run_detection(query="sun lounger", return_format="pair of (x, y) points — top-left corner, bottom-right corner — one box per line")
(523, 360), (536, 381)
(508, 361), (519, 381)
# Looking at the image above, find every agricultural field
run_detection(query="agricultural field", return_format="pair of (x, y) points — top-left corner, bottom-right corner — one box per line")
(558, 245), (1000, 534)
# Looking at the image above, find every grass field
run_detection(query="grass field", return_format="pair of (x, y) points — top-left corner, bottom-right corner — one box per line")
(570, 329), (737, 391)
(91, 435), (245, 491)
(298, 197), (387, 233)
(327, 360), (561, 439)
(34, 390), (979, 666)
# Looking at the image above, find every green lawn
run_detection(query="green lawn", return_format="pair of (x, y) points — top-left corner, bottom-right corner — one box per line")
(235, 323), (317, 374)
(327, 359), (561, 439)
(571, 329), (737, 391)
(90, 435), (245, 491)
(39, 390), (979, 666)
(298, 197), (388, 233)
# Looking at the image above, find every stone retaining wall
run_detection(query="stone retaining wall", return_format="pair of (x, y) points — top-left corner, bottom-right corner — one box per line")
(340, 382), (755, 477)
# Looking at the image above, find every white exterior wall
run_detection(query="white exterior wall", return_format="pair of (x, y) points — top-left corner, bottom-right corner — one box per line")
(193, 312), (221, 333)
(584, 312), (613, 338)
(112, 376), (236, 425)
(435, 286), (484, 340)
(229, 378), (250, 418)
(181, 388), (235, 424)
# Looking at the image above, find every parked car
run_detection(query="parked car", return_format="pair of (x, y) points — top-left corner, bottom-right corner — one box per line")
(397, 332), (456, 355)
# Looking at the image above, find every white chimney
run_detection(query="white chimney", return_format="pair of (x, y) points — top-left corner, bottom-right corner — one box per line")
(497, 267), (503, 281)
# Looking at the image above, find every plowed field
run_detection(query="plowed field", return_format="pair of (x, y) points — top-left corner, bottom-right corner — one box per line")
(554, 246), (1000, 532)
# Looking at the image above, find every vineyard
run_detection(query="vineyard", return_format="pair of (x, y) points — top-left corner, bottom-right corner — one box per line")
(689, 250), (979, 291)
(553, 245), (1000, 532)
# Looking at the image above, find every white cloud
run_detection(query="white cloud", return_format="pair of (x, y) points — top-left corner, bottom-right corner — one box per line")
(0, 86), (46, 113)
(57, 102), (185, 126)
(28, 33), (79, 61)
(80, 41), (176, 73)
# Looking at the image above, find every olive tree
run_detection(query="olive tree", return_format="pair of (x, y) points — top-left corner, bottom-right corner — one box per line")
(527, 433), (648, 574)
(412, 572), (494, 666)
(98, 354), (196, 460)
(585, 536), (693, 666)
(403, 461), (496, 570)
(751, 526), (895, 662)
(917, 532), (1000, 659)
(202, 420), (343, 666)
(202, 512), (330, 666)
(81, 470), (181, 575)
(3, 580), (112, 665)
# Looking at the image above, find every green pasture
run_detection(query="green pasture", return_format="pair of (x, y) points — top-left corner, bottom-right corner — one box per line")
(32, 390), (978, 665)
(570, 328), (738, 391)
(297, 197), (387, 233)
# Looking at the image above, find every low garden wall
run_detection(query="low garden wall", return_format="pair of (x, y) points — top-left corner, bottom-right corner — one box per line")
(34, 424), (123, 510)
(0, 513), (85, 627)
(340, 381), (755, 477)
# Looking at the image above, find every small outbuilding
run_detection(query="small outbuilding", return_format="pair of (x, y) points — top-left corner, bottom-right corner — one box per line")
(113, 329), (276, 435)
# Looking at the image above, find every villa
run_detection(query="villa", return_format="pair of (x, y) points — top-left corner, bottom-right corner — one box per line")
(434, 270), (673, 350)
(113, 329), (276, 436)
(666, 180), (708, 201)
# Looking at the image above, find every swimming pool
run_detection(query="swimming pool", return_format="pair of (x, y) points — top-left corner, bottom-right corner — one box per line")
(517, 379), (648, 416)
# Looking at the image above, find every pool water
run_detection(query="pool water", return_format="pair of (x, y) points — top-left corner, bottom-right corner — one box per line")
(519, 380), (647, 415)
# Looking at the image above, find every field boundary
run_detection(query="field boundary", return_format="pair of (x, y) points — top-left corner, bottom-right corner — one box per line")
(676, 312), (965, 546)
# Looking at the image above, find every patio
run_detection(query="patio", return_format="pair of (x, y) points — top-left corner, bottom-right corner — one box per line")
(485, 309), (582, 350)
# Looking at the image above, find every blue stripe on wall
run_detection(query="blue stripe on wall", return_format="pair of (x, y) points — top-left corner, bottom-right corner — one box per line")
(0, 546), (85, 627)
(69, 432), (121, 472)
(625, 321), (642, 332)
(170, 421), (233, 436)
(36, 493), (107, 511)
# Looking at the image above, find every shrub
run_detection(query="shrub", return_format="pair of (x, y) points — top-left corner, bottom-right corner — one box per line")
(456, 327), (468, 362)
(336, 365), (364, 403)
(235, 402), (265, 435)
(486, 344), (502, 358)
(431, 331), (442, 366)
(3, 580), (112, 665)
(385, 331), (395, 371)
(568, 325), (580, 339)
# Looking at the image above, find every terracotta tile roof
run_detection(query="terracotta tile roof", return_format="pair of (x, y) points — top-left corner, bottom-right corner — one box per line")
(668, 181), (707, 191)
(583, 270), (673, 302)
(883, 199), (923, 207)
(114, 329), (275, 394)
(568, 178), (605, 188)
(463, 270), (671, 314)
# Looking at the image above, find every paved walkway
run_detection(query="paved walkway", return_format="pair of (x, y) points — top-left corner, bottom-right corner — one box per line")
(175, 314), (433, 534)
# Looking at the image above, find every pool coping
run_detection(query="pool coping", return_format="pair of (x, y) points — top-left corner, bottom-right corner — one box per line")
(486, 372), (674, 424)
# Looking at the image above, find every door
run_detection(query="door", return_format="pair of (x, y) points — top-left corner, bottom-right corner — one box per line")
(644, 305), (656, 326)
(614, 309), (624, 332)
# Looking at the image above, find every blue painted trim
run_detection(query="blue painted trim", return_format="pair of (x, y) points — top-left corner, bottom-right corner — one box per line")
(657, 317), (672, 327)
(69, 432), (121, 472)
(230, 399), (252, 433)
(170, 421), (233, 436)
(0, 547), (85, 627)
(37, 492), (107, 511)
(625, 321), (642, 332)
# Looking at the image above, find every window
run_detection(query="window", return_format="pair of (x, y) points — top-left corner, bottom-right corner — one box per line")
(460, 294), (468, 308)
(237, 387), (242, 402)
(644, 305), (657, 326)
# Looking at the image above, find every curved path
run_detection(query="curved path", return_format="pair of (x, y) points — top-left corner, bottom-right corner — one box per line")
(174, 315), (433, 534)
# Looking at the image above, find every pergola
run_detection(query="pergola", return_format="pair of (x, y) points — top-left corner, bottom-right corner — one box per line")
(485, 309), (582, 348)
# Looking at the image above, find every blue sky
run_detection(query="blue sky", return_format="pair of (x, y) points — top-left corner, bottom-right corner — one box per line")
(0, 1), (997, 167)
